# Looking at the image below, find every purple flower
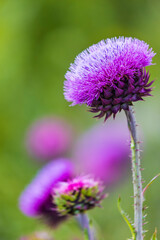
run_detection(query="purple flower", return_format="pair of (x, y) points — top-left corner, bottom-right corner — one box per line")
(19, 159), (74, 227)
(25, 117), (73, 161)
(64, 37), (155, 120)
(53, 176), (106, 216)
(72, 118), (130, 187)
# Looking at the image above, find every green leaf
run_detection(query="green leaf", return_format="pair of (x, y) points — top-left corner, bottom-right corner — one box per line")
(117, 196), (136, 240)
(151, 228), (157, 240)
(84, 228), (89, 240)
(143, 173), (160, 197)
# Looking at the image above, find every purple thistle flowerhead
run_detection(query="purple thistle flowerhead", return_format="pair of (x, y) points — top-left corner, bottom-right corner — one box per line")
(19, 159), (74, 227)
(53, 176), (106, 216)
(25, 117), (73, 161)
(73, 118), (130, 187)
(64, 37), (155, 120)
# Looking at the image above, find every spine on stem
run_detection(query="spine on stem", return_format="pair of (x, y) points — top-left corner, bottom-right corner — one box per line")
(125, 106), (143, 240)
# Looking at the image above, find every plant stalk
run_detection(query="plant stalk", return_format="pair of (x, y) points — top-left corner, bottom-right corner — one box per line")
(76, 213), (95, 240)
(125, 106), (143, 240)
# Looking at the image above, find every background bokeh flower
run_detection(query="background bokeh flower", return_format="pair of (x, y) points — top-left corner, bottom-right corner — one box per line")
(25, 117), (73, 161)
(73, 117), (130, 188)
(19, 159), (74, 227)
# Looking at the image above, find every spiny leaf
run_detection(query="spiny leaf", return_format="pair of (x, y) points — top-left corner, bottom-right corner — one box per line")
(118, 196), (136, 240)
(143, 173), (160, 197)
(151, 228), (157, 240)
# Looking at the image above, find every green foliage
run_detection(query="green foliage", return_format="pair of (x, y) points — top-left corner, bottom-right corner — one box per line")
(151, 228), (157, 240)
(117, 197), (136, 240)
(84, 228), (89, 240)
(143, 174), (160, 197)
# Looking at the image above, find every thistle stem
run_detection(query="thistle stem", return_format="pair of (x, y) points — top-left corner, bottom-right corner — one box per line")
(76, 213), (95, 240)
(125, 106), (143, 240)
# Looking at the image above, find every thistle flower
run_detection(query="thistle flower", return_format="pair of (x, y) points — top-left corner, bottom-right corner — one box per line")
(25, 117), (72, 161)
(19, 159), (74, 227)
(73, 118), (130, 187)
(53, 176), (106, 216)
(64, 37), (155, 120)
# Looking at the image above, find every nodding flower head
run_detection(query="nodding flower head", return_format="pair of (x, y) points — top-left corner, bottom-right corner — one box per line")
(19, 159), (74, 227)
(64, 37), (155, 120)
(53, 176), (106, 216)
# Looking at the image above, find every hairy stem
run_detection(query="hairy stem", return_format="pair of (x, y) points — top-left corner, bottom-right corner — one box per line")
(125, 106), (143, 240)
(76, 213), (95, 240)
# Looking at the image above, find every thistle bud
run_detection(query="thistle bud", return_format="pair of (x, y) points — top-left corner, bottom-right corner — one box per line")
(53, 176), (106, 216)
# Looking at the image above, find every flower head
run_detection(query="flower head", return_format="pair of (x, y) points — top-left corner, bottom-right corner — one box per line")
(72, 118), (130, 187)
(64, 37), (155, 120)
(53, 176), (106, 216)
(19, 159), (74, 227)
(25, 117), (73, 161)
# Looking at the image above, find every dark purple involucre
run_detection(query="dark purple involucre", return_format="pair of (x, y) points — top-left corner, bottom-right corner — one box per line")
(64, 37), (155, 120)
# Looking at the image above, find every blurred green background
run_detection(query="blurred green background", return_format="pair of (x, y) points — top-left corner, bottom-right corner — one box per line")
(0, 0), (160, 239)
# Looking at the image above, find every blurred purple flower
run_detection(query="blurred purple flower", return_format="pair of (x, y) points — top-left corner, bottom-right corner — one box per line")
(72, 118), (130, 187)
(19, 159), (74, 227)
(25, 117), (73, 161)
(64, 37), (155, 120)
